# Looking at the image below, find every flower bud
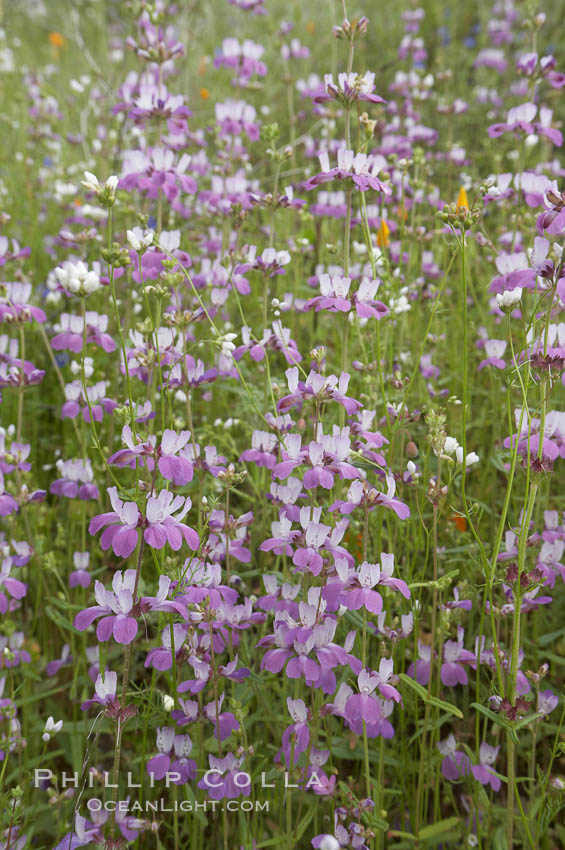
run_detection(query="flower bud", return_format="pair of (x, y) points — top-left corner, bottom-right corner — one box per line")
(496, 288), (522, 313)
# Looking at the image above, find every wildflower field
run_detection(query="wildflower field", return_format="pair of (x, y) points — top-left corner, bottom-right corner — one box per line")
(1, 0), (565, 847)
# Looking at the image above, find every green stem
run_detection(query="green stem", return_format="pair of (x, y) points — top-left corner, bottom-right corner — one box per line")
(107, 209), (136, 432)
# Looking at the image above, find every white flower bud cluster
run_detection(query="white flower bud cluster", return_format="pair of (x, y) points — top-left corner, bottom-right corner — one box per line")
(441, 435), (479, 467)
(54, 261), (101, 296)
(214, 332), (238, 358)
(162, 694), (175, 712)
(71, 356), (94, 378)
(496, 287), (522, 312)
(81, 171), (119, 206)
(127, 228), (154, 252)
(42, 716), (63, 743)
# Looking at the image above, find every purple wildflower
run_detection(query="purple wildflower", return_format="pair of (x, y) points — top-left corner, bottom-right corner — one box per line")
(471, 743), (501, 791)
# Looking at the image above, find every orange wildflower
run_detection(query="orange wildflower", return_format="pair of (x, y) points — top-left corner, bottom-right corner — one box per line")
(456, 186), (469, 211)
(376, 218), (390, 247)
(451, 514), (467, 532)
(48, 32), (65, 48)
(200, 88), (210, 100)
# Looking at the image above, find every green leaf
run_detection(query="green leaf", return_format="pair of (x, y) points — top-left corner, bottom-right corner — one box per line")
(527, 794), (545, 820)
(367, 812), (389, 831)
(15, 685), (67, 707)
(493, 824), (508, 850)
(399, 673), (463, 719)
(408, 713), (453, 745)
(409, 568), (459, 591)
(45, 604), (80, 634)
(182, 783), (207, 825)
(295, 801), (317, 840)
(535, 626), (565, 647)
(470, 703), (519, 744)
(48, 595), (79, 612)
(418, 816), (461, 840)
(541, 651), (565, 668)
(398, 673), (428, 700)
(514, 712), (544, 732)
(427, 695), (464, 720)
